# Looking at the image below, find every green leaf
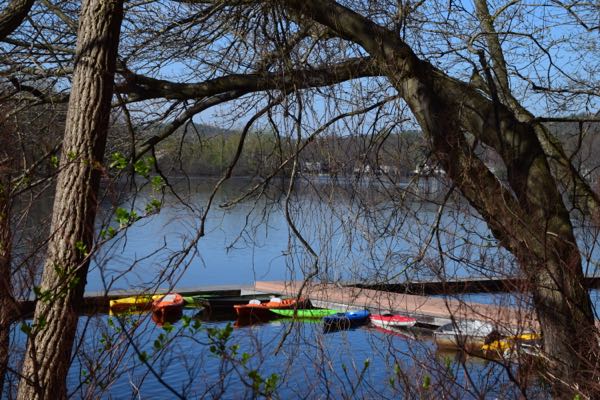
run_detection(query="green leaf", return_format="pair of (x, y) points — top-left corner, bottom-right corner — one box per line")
(50, 155), (59, 168)
(109, 152), (128, 170)
(151, 176), (165, 190)
(75, 241), (89, 256)
(145, 199), (162, 215)
(422, 375), (431, 390)
(36, 316), (47, 330)
(133, 156), (154, 178)
(20, 323), (32, 335)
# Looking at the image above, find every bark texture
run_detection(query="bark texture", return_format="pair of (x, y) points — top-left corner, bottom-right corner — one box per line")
(16, 0), (123, 398)
(283, 0), (598, 395)
(0, 0), (35, 40)
(0, 174), (14, 395)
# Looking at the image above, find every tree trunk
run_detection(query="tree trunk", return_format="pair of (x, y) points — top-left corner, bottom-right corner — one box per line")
(0, 175), (14, 396)
(16, 0), (123, 398)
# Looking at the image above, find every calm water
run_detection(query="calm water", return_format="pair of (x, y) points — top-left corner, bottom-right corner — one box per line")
(85, 176), (521, 294)
(4, 177), (594, 398)
(56, 311), (528, 399)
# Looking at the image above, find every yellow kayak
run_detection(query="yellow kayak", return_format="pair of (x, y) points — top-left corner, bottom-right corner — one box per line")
(482, 333), (540, 352)
(109, 294), (163, 312)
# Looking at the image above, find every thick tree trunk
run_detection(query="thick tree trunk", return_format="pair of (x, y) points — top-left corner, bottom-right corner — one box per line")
(283, 0), (599, 395)
(16, 0), (123, 398)
(0, 176), (14, 395)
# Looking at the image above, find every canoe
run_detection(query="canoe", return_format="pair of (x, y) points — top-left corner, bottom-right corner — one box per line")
(270, 309), (339, 318)
(109, 294), (163, 312)
(152, 293), (185, 313)
(323, 310), (370, 331)
(434, 320), (495, 351)
(234, 297), (306, 319)
(370, 313), (417, 329)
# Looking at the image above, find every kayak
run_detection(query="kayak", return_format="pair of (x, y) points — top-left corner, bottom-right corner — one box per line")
(323, 310), (370, 330)
(234, 297), (307, 319)
(152, 293), (185, 313)
(270, 309), (340, 318)
(109, 294), (162, 312)
(482, 333), (541, 353)
(370, 313), (417, 329)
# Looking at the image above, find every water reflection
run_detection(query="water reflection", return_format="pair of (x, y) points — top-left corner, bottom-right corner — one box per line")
(151, 308), (183, 327)
(86, 177), (524, 294)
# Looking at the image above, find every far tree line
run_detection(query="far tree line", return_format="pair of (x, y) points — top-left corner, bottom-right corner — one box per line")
(7, 103), (600, 183)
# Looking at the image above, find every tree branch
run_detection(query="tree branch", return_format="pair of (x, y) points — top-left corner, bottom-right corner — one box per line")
(0, 0), (35, 40)
(116, 57), (379, 101)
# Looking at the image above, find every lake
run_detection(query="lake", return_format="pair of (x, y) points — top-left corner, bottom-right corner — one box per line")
(86, 176), (521, 294)
(4, 176), (593, 398)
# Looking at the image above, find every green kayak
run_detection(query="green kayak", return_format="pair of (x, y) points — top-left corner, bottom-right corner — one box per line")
(270, 309), (340, 318)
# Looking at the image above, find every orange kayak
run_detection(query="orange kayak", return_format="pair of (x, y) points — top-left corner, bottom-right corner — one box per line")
(152, 293), (184, 313)
(234, 297), (306, 319)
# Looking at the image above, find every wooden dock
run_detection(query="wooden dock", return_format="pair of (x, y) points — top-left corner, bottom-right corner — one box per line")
(354, 276), (600, 295)
(255, 281), (536, 329)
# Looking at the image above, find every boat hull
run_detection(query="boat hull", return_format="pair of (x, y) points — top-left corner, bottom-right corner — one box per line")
(271, 309), (339, 318)
(109, 295), (162, 313)
(434, 320), (495, 351)
(152, 294), (185, 314)
(370, 314), (417, 329)
(323, 310), (370, 331)
(434, 332), (488, 351)
(234, 298), (307, 320)
(482, 333), (541, 355)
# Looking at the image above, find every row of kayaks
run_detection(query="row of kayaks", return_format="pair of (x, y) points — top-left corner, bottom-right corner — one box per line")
(231, 297), (418, 331)
(108, 293), (276, 314)
(108, 293), (187, 326)
(109, 294), (539, 356)
(108, 293), (418, 331)
(109, 293), (185, 313)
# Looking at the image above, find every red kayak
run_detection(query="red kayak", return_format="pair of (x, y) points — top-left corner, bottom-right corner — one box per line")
(152, 293), (184, 313)
(234, 297), (306, 319)
(370, 313), (417, 329)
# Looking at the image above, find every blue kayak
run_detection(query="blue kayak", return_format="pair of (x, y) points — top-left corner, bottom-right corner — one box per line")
(323, 309), (370, 331)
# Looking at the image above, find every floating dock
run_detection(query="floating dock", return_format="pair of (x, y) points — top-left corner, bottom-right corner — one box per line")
(354, 276), (600, 295)
(254, 280), (536, 329)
